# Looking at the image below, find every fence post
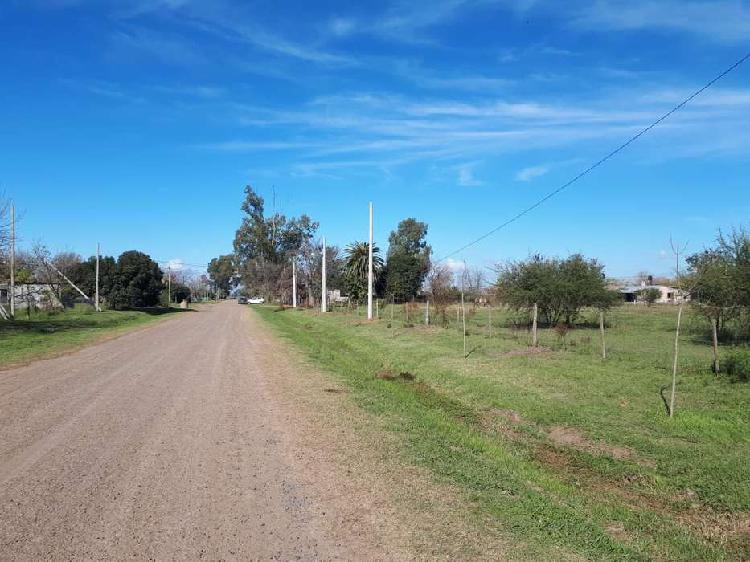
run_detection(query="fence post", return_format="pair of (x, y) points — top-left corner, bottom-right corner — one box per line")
(425, 300), (429, 326)
(532, 303), (538, 347)
(669, 304), (684, 418)
(599, 310), (607, 360)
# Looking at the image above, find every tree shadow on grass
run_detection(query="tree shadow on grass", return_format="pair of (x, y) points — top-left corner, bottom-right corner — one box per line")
(0, 306), (191, 336)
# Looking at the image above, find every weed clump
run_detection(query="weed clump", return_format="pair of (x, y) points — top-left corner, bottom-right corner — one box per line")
(375, 370), (415, 382)
(725, 350), (750, 382)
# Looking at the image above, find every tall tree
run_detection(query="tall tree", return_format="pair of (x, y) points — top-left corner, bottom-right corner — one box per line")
(208, 254), (235, 295)
(385, 218), (431, 301)
(233, 185), (318, 300)
(343, 241), (383, 302)
(109, 251), (163, 309)
(69, 255), (117, 304)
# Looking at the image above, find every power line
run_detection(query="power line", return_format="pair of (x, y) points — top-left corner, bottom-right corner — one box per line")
(437, 52), (750, 263)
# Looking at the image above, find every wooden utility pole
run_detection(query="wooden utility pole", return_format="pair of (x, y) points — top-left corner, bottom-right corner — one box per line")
(461, 289), (467, 357)
(292, 258), (297, 308)
(9, 202), (15, 318)
(367, 202), (374, 320)
(532, 303), (538, 347)
(95, 243), (101, 312)
(669, 236), (688, 418)
(599, 310), (606, 359)
(321, 236), (327, 313)
(670, 305), (683, 418)
(711, 318), (720, 374)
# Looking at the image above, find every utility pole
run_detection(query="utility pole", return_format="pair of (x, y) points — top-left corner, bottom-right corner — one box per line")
(95, 243), (101, 312)
(321, 236), (327, 313)
(292, 258), (297, 308)
(367, 202), (374, 320)
(9, 202), (15, 318)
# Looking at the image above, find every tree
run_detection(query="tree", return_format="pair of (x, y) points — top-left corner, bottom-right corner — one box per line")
(687, 227), (750, 372)
(208, 254), (235, 296)
(385, 218), (431, 301)
(343, 241), (383, 302)
(164, 282), (191, 304)
(109, 251), (163, 309)
(68, 255), (117, 305)
(495, 254), (618, 325)
(296, 238), (343, 307)
(233, 185), (318, 300)
(639, 287), (661, 306)
(426, 263), (457, 325)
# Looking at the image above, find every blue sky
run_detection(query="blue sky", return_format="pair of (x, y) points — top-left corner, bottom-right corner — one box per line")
(2, 0), (749, 277)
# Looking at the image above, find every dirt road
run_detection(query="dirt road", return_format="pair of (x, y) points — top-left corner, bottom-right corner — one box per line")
(0, 303), (413, 560)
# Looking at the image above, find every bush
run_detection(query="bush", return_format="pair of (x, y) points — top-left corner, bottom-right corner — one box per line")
(495, 253), (619, 325)
(724, 349), (750, 382)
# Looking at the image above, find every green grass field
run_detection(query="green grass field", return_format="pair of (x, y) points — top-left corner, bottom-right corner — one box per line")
(0, 305), (185, 368)
(257, 302), (750, 561)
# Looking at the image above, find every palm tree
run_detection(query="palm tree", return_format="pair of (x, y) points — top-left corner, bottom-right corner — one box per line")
(344, 241), (383, 301)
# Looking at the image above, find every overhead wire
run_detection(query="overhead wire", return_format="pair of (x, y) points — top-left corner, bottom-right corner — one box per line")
(436, 52), (750, 263)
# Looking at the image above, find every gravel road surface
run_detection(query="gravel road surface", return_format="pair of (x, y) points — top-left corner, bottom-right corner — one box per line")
(0, 303), (402, 560)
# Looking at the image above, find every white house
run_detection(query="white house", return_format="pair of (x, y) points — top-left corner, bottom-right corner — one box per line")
(0, 283), (63, 311)
(619, 281), (689, 304)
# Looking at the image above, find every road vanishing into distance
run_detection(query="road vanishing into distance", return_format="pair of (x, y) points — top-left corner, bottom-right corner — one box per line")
(0, 303), (401, 560)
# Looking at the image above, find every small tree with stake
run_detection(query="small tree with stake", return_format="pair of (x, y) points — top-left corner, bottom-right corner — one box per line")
(687, 228), (750, 374)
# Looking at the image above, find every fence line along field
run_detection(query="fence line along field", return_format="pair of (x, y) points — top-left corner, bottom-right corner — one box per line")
(257, 302), (750, 560)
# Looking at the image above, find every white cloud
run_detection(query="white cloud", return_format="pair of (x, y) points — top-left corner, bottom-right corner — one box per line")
(329, 17), (357, 36)
(456, 162), (483, 186)
(515, 165), (549, 181)
(445, 258), (467, 273)
(167, 258), (185, 271)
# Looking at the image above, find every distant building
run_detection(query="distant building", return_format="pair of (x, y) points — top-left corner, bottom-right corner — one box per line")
(327, 289), (349, 304)
(618, 281), (689, 304)
(0, 283), (63, 310)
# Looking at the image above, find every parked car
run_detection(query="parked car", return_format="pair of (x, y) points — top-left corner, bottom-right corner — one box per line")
(237, 296), (247, 304)
(248, 297), (265, 304)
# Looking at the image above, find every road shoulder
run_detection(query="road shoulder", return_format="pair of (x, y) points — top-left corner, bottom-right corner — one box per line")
(245, 307), (510, 560)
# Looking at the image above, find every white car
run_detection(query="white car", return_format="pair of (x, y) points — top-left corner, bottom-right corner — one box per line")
(247, 297), (265, 304)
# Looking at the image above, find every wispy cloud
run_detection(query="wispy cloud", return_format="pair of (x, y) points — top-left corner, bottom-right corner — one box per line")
(196, 84), (750, 179)
(456, 162), (483, 186)
(515, 165), (549, 182)
(110, 27), (208, 66)
(109, 1), (356, 66)
(569, 0), (750, 43)
(328, 17), (357, 37)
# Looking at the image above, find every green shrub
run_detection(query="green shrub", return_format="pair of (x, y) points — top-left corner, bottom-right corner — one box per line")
(724, 349), (750, 382)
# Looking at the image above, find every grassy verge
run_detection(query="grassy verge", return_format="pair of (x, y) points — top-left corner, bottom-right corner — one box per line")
(256, 303), (750, 561)
(0, 305), (186, 367)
